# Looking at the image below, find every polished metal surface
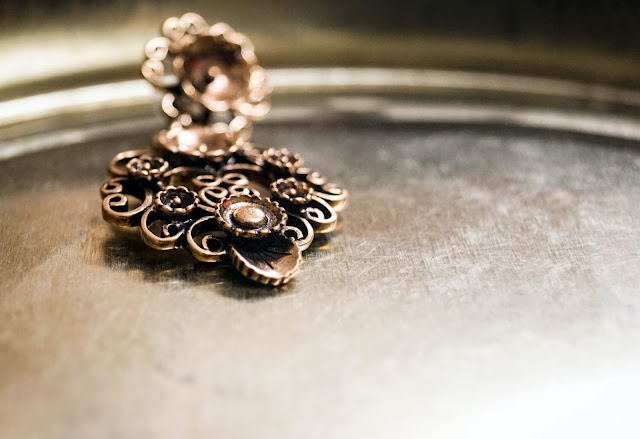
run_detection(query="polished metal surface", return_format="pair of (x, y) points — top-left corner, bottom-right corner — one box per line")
(1, 81), (640, 437)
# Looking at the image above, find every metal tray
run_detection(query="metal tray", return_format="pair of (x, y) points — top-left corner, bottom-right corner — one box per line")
(2, 67), (640, 437)
(3, 0), (640, 433)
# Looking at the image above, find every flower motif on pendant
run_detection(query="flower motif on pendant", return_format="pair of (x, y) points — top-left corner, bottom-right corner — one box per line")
(270, 177), (338, 234)
(263, 147), (304, 177)
(126, 154), (170, 181)
(215, 194), (286, 238)
(101, 15), (348, 287)
(154, 186), (199, 216)
(141, 12), (271, 124)
(154, 121), (246, 163)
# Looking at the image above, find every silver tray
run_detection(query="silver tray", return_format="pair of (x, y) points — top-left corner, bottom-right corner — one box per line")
(1, 3), (640, 436)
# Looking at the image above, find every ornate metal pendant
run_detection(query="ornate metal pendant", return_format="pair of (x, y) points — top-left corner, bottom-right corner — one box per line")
(100, 13), (347, 285)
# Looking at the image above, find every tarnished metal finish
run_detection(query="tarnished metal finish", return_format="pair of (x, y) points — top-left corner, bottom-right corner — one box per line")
(229, 232), (302, 286)
(153, 185), (199, 216)
(271, 177), (314, 205)
(215, 194), (287, 239)
(100, 178), (154, 228)
(99, 17), (346, 285)
(126, 154), (170, 181)
(142, 12), (271, 125)
(154, 120), (250, 162)
(100, 142), (344, 285)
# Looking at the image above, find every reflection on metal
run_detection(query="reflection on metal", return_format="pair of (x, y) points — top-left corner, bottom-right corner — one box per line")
(0, 117), (160, 160)
(379, 103), (640, 142)
(2, 82), (640, 438)
(0, 80), (154, 127)
(4, 68), (640, 127)
(2, 68), (640, 161)
(272, 68), (640, 107)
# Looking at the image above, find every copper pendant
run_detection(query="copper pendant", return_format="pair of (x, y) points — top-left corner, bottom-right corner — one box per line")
(100, 13), (347, 286)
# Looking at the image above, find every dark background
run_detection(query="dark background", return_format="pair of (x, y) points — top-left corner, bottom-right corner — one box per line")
(1, 0), (640, 86)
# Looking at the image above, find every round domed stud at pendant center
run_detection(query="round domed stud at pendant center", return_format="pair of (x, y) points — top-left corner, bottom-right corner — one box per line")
(232, 205), (268, 229)
(215, 194), (287, 238)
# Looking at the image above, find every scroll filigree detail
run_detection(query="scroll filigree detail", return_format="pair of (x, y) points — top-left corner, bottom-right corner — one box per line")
(101, 143), (346, 285)
(100, 13), (347, 286)
(142, 12), (271, 124)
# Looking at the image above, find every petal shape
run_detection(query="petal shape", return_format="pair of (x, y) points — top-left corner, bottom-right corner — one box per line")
(229, 234), (301, 285)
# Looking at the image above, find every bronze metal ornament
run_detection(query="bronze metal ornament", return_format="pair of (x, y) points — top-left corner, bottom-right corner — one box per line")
(100, 13), (348, 286)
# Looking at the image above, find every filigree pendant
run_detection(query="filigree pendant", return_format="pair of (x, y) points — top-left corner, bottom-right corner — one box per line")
(100, 13), (347, 285)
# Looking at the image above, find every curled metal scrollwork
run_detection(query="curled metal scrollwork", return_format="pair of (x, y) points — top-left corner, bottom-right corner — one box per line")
(197, 171), (260, 207)
(100, 13), (347, 286)
(300, 197), (338, 234)
(282, 214), (315, 251)
(140, 207), (188, 250)
(101, 177), (154, 227)
(142, 12), (271, 124)
(294, 167), (349, 212)
(186, 216), (228, 262)
(270, 177), (339, 234)
(101, 143), (347, 285)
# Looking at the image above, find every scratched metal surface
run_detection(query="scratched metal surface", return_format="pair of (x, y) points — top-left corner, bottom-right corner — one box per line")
(1, 88), (640, 438)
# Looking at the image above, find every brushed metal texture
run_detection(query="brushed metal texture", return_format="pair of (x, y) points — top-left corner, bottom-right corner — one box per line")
(2, 1), (640, 435)
(1, 91), (639, 437)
